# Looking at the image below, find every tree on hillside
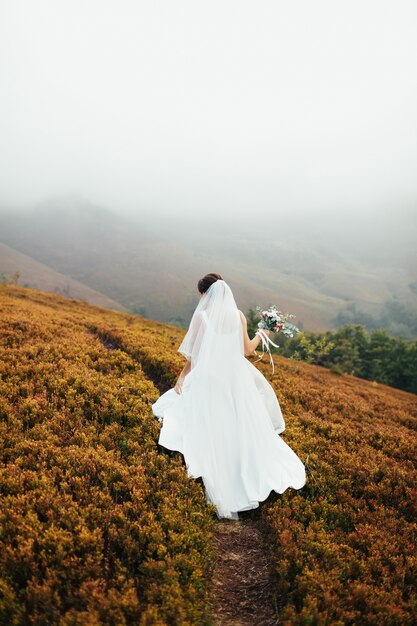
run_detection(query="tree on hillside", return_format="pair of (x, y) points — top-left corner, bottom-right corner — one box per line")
(286, 332), (335, 366)
(243, 309), (417, 394)
(362, 329), (394, 384)
(0, 271), (20, 285)
(246, 307), (259, 339)
(328, 324), (369, 376)
(403, 341), (417, 394)
(385, 336), (414, 391)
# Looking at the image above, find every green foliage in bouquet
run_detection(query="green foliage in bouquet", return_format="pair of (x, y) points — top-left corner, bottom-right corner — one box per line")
(255, 304), (300, 337)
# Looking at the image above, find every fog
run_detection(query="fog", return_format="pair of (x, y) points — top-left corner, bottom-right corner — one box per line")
(1, 0), (417, 221)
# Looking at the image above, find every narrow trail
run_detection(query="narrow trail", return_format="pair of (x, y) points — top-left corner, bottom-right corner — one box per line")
(210, 514), (280, 626)
(93, 330), (280, 624)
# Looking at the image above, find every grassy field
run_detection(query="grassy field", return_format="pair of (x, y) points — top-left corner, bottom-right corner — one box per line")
(0, 285), (213, 625)
(1, 284), (416, 625)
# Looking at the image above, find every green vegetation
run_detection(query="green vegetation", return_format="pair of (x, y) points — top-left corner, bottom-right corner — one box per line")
(0, 285), (214, 625)
(1, 284), (416, 625)
(0, 270), (20, 285)
(258, 356), (417, 626)
(247, 307), (417, 394)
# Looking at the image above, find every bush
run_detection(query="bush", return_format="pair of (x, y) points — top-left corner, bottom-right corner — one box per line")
(0, 285), (214, 625)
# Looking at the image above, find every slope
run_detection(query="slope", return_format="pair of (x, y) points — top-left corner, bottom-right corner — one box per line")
(1, 284), (416, 625)
(0, 242), (126, 311)
(0, 284), (214, 625)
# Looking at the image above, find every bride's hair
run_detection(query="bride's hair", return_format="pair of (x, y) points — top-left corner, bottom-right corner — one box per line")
(198, 272), (223, 294)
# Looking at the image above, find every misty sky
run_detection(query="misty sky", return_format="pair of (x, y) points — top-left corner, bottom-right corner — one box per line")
(1, 0), (417, 219)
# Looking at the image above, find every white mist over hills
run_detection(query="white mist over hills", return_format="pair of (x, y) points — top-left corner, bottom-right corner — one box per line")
(1, 2), (416, 336)
(0, 196), (416, 339)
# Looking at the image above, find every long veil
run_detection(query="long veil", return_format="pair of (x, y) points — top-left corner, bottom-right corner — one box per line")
(177, 279), (243, 369)
(174, 279), (258, 518)
(153, 278), (306, 519)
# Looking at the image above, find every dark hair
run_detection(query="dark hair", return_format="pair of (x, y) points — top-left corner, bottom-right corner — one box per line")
(197, 272), (223, 294)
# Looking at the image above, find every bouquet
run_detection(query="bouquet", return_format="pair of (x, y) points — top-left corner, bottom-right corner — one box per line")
(256, 304), (299, 336)
(254, 305), (300, 374)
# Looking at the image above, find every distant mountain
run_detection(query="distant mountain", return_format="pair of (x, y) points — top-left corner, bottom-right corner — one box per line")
(0, 242), (125, 311)
(1, 196), (416, 336)
(0, 197), (210, 326)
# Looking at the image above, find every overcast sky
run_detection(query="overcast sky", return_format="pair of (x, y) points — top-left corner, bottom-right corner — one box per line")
(1, 0), (417, 219)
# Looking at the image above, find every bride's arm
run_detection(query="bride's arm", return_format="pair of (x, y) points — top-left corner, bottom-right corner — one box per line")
(174, 359), (191, 394)
(175, 310), (203, 393)
(239, 310), (270, 357)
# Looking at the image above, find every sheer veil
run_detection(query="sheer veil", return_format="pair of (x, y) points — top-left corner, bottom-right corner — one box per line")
(152, 277), (304, 519)
(178, 279), (244, 369)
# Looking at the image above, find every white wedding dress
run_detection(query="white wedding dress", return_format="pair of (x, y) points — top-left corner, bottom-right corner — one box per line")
(152, 280), (306, 519)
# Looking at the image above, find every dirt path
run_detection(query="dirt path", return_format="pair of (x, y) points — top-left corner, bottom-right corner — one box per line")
(93, 335), (281, 625)
(210, 514), (280, 626)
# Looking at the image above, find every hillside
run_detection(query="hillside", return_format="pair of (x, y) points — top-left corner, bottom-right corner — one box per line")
(0, 242), (125, 311)
(1, 197), (416, 335)
(0, 285), (416, 625)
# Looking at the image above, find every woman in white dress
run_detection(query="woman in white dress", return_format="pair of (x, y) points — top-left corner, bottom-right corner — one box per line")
(152, 273), (306, 519)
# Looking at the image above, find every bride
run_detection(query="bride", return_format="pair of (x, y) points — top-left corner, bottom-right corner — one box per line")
(152, 273), (306, 519)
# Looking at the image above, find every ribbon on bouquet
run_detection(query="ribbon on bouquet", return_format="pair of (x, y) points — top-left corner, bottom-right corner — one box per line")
(254, 329), (280, 374)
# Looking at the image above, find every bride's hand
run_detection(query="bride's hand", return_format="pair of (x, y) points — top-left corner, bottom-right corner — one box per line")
(260, 328), (271, 336)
